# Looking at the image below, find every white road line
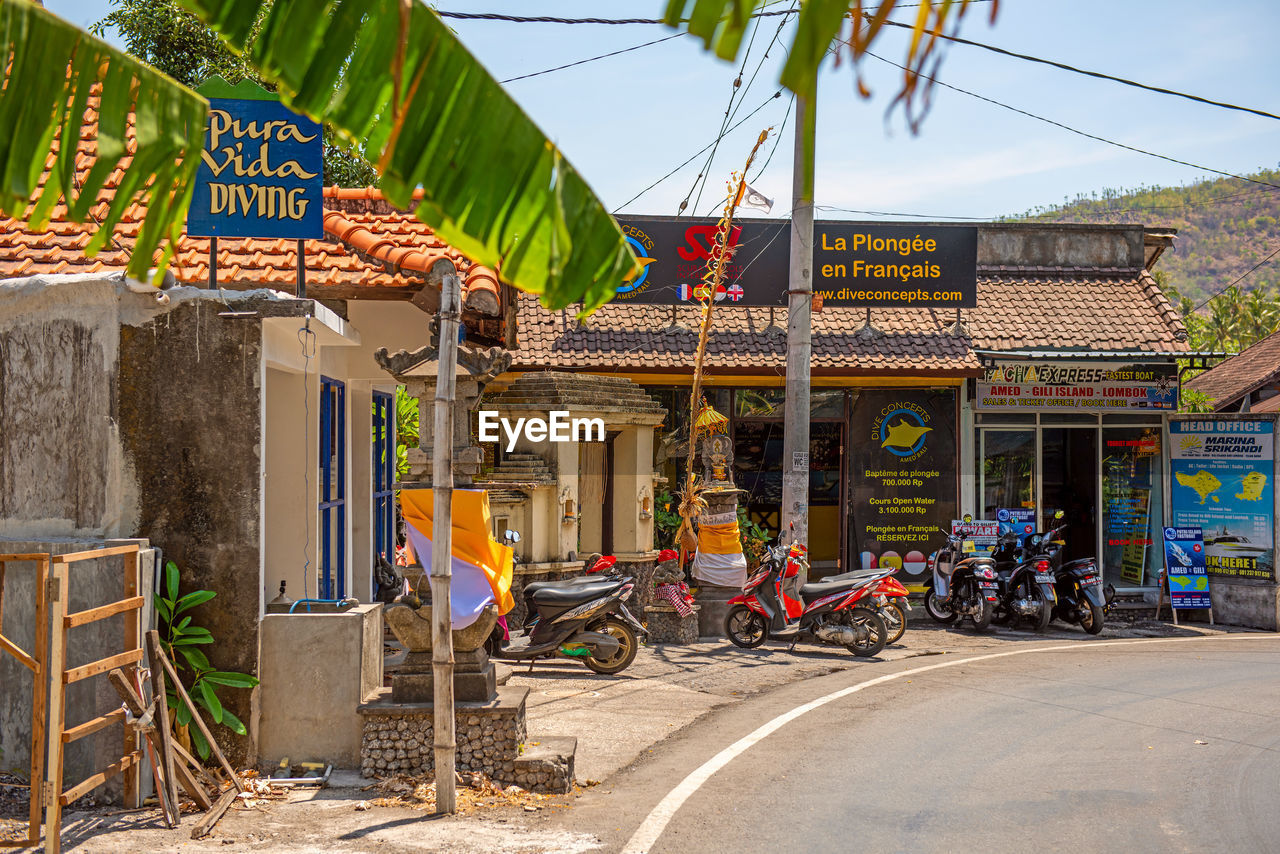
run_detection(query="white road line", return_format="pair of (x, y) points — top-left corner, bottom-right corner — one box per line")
(620, 633), (1277, 854)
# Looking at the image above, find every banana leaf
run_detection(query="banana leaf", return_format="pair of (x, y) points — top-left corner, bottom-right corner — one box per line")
(177, 0), (641, 313)
(0, 0), (206, 282)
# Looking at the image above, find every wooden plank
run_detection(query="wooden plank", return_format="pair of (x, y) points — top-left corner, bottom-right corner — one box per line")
(147, 631), (244, 793)
(107, 669), (179, 826)
(173, 757), (214, 811)
(0, 553), (55, 561)
(63, 649), (143, 684)
(171, 738), (222, 793)
(122, 550), (141, 810)
(144, 634), (182, 824)
(61, 709), (127, 744)
(44, 563), (69, 854)
(63, 596), (144, 628)
(51, 545), (140, 565)
(57, 751), (143, 806)
(28, 555), (49, 847)
(0, 632), (36, 672)
(0, 560), (6, 634)
(191, 787), (237, 840)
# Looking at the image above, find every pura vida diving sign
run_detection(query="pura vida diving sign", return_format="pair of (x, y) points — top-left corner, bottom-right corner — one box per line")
(188, 81), (323, 239)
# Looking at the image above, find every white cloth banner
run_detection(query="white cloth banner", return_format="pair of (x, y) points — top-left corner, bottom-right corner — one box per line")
(403, 524), (496, 629)
(692, 549), (748, 589)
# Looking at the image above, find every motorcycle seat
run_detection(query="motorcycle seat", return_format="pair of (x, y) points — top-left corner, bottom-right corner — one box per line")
(527, 578), (625, 605)
(798, 579), (857, 600)
(824, 569), (883, 583)
(523, 575), (603, 598)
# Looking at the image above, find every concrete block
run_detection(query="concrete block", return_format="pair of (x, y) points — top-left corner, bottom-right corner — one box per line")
(258, 604), (384, 769)
(1207, 579), (1280, 631)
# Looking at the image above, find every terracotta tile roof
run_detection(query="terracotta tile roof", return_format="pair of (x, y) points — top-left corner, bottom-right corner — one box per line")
(512, 266), (1188, 375)
(966, 266), (1188, 352)
(0, 100), (500, 312)
(512, 293), (979, 375)
(1186, 329), (1280, 408)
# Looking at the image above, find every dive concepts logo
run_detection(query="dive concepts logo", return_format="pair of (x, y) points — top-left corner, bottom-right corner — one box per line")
(616, 222), (744, 302)
(872, 402), (933, 461)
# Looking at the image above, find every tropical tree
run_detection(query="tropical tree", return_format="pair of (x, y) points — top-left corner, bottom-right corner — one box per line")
(2, 0), (994, 307)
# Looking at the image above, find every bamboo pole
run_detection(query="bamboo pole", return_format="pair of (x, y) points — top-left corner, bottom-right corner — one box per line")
(431, 270), (461, 815)
(677, 130), (771, 567)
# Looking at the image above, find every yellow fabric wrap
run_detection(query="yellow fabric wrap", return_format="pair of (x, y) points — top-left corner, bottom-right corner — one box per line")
(400, 488), (515, 616)
(697, 521), (743, 555)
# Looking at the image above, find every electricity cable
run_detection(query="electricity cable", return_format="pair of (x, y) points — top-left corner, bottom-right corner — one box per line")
(865, 50), (1280, 192)
(1190, 245), (1280, 314)
(872, 18), (1280, 123)
(436, 1), (992, 24)
(613, 89), (786, 213)
(500, 32), (687, 83)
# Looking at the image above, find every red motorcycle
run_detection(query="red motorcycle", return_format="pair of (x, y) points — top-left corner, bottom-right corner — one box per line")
(724, 540), (889, 658)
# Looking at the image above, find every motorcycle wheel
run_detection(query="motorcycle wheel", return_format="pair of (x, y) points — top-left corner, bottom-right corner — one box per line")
(1027, 582), (1052, 633)
(924, 589), (958, 624)
(968, 583), (993, 631)
(845, 607), (888, 658)
(1079, 600), (1105, 635)
(880, 602), (907, 645)
(583, 617), (639, 675)
(724, 605), (769, 649)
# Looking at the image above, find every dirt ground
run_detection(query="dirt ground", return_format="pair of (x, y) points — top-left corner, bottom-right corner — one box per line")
(1, 617), (1245, 853)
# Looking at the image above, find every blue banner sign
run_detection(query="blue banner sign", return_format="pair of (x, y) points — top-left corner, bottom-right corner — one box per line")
(1162, 525), (1211, 609)
(188, 97), (323, 239)
(997, 507), (1036, 547)
(1170, 419), (1274, 581)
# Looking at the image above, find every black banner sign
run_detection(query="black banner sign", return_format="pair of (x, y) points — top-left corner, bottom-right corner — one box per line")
(613, 216), (977, 308)
(846, 389), (958, 583)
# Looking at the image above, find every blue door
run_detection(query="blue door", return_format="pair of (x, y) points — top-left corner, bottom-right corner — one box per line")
(319, 377), (346, 599)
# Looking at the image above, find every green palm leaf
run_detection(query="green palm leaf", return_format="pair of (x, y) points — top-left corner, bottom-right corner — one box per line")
(177, 0), (640, 313)
(0, 0), (206, 281)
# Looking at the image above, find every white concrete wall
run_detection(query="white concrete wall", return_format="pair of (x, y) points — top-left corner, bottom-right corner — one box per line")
(263, 365), (317, 605)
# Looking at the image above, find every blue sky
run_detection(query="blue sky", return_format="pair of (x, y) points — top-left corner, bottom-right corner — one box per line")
(50, 0), (1280, 221)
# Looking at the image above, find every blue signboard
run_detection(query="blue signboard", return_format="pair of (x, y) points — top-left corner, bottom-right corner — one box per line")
(1170, 419), (1274, 582)
(997, 507), (1036, 547)
(188, 94), (323, 239)
(1162, 526), (1211, 609)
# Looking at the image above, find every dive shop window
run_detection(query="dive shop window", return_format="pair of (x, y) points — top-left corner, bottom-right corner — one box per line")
(979, 429), (1035, 518)
(320, 377), (346, 599)
(372, 391), (395, 562)
(1101, 426), (1164, 588)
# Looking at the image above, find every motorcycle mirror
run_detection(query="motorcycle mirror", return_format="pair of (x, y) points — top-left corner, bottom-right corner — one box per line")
(1054, 510), (1065, 520)
(504, 529), (522, 544)
(962, 514), (973, 523)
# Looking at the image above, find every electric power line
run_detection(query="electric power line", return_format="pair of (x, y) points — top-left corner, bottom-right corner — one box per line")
(613, 90), (787, 213)
(1191, 246), (1280, 313)
(437, 2), (990, 25)
(874, 18), (1280, 124)
(865, 50), (1280, 192)
(500, 32), (688, 83)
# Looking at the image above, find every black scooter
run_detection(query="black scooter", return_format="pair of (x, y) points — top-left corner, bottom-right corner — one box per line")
(990, 530), (1058, 632)
(1031, 513), (1108, 634)
(925, 530), (1000, 630)
(486, 553), (647, 675)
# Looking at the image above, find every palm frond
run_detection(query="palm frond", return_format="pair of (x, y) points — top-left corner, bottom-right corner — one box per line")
(0, 0), (206, 281)
(178, 0), (641, 313)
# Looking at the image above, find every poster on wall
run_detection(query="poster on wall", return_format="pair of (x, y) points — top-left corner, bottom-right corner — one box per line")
(997, 507), (1036, 547)
(847, 389), (958, 583)
(953, 519), (999, 553)
(976, 361), (1177, 412)
(1162, 526), (1212, 609)
(1169, 419), (1275, 581)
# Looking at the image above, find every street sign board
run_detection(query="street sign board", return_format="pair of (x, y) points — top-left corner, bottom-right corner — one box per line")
(188, 84), (324, 239)
(1162, 525), (1211, 609)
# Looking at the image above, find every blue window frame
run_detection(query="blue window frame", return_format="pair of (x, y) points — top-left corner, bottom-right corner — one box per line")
(319, 377), (346, 599)
(372, 391), (396, 563)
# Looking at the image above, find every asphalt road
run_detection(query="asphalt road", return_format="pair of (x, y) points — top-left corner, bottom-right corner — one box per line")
(557, 635), (1280, 854)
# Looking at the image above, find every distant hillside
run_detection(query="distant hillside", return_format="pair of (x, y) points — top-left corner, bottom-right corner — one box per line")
(1010, 167), (1280, 302)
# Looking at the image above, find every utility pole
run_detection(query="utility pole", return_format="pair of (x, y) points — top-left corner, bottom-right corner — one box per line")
(781, 95), (814, 580)
(431, 271), (460, 814)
